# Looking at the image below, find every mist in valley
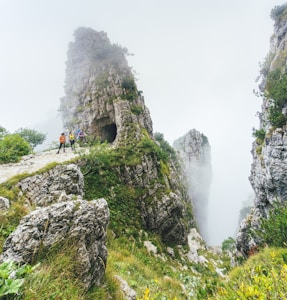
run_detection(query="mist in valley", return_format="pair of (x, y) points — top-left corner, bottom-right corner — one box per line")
(0, 0), (283, 246)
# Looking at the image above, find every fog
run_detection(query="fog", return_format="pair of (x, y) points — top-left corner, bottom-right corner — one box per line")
(0, 0), (284, 245)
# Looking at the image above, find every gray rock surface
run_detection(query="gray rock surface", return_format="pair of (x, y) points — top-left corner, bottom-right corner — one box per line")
(59, 27), (194, 245)
(114, 275), (136, 300)
(0, 196), (10, 211)
(173, 129), (212, 241)
(17, 163), (84, 207)
(0, 198), (109, 290)
(60, 27), (153, 144)
(116, 152), (192, 244)
(236, 11), (287, 256)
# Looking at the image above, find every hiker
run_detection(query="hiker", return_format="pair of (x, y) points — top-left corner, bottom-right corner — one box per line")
(69, 131), (75, 150)
(78, 130), (87, 143)
(56, 133), (66, 154)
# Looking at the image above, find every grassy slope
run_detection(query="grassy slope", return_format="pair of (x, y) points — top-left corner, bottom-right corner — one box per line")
(4, 141), (287, 299)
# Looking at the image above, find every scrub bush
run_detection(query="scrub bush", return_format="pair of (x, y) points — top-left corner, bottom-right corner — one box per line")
(0, 134), (31, 164)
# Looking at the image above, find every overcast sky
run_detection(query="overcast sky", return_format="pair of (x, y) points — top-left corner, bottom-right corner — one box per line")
(0, 0), (284, 245)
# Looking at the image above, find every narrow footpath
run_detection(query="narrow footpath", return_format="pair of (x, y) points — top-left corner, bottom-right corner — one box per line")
(0, 149), (81, 184)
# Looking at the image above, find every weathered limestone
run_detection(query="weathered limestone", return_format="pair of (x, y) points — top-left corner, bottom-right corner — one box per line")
(17, 164), (84, 207)
(236, 9), (287, 256)
(0, 198), (110, 290)
(0, 196), (9, 211)
(60, 27), (153, 144)
(173, 129), (212, 241)
(59, 27), (194, 245)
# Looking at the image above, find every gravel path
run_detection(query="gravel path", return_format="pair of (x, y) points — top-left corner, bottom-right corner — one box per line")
(0, 149), (81, 184)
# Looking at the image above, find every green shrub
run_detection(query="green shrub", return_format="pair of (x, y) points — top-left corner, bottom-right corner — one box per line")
(154, 132), (177, 162)
(256, 201), (287, 248)
(131, 105), (144, 115)
(265, 70), (287, 128)
(121, 76), (137, 101)
(266, 70), (287, 105)
(15, 128), (46, 150)
(0, 134), (31, 164)
(268, 106), (287, 128)
(221, 237), (236, 253)
(121, 76), (136, 91)
(252, 128), (266, 142)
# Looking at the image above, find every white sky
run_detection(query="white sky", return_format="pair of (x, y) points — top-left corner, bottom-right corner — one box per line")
(0, 0), (284, 245)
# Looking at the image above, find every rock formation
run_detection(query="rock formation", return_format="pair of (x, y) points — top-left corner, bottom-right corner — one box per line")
(60, 27), (152, 145)
(61, 27), (195, 245)
(236, 5), (287, 256)
(0, 27), (202, 296)
(173, 129), (212, 241)
(0, 196), (9, 211)
(0, 198), (109, 290)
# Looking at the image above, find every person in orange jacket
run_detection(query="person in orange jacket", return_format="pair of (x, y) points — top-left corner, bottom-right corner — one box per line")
(56, 133), (66, 154)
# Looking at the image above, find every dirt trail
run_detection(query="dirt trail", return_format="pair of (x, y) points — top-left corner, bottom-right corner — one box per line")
(0, 149), (81, 184)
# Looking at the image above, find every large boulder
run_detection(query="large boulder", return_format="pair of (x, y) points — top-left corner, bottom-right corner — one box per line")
(17, 163), (84, 207)
(0, 198), (109, 290)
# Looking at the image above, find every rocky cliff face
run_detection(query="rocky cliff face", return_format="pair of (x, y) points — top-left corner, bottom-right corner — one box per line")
(173, 129), (212, 241)
(236, 5), (287, 256)
(61, 27), (195, 245)
(60, 27), (152, 145)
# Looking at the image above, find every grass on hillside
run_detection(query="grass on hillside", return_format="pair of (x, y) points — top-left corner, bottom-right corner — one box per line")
(18, 229), (227, 300)
(210, 247), (287, 299)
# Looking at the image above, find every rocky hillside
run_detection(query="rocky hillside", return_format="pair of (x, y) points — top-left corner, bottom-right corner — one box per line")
(236, 4), (287, 257)
(0, 27), (219, 299)
(173, 129), (212, 242)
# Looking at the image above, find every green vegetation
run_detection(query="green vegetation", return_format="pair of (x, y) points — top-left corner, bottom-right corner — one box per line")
(131, 104), (144, 115)
(255, 201), (287, 248)
(265, 69), (287, 128)
(0, 134), (31, 164)
(0, 126), (8, 140)
(252, 128), (266, 143)
(221, 237), (236, 253)
(15, 128), (46, 150)
(0, 261), (38, 299)
(0, 126), (46, 163)
(121, 76), (137, 101)
(154, 132), (177, 162)
(81, 133), (177, 235)
(252, 128), (266, 155)
(211, 247), (287, 299)
(2, 135), (287, 299)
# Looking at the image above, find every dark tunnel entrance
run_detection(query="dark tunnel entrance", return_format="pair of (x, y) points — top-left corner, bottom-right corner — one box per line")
(101, 123), (117, 143)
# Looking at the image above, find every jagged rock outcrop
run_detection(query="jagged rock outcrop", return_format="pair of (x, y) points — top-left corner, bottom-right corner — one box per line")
(236, 5), (287, 256)
(61, 27), (195, 245)
(0, 198), (109, 290)
(115, 154), (191, 244)
(60, 27), (152, 145)
(173, 129), (212, 241)
(17, 164), (84, 207)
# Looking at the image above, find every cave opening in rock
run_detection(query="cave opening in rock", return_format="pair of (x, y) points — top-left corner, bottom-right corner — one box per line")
(101, 123), (117, 143)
